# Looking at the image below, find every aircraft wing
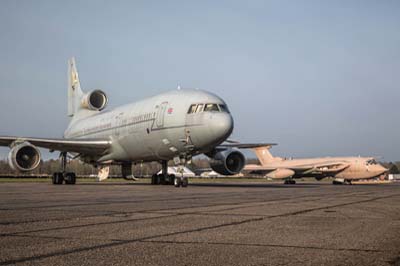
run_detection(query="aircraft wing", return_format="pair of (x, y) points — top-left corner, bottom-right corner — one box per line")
(218, 143), (277, 149)
(0, 136), (111, 155)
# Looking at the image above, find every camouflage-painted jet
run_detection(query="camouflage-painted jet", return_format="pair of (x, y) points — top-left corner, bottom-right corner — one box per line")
(0, 58), (268, 187)
(244, 145), (388, 184)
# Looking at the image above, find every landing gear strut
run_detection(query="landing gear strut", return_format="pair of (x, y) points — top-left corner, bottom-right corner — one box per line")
(52, 152), (76, 185)
(121, 163), (138, 181)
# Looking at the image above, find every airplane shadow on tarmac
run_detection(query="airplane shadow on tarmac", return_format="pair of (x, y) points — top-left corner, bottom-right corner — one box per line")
(190, 183), (320, 188)
(75, 182), (321, 189)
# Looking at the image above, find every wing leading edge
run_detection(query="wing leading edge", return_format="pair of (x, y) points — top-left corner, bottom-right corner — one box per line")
(0, 136), (111, 155)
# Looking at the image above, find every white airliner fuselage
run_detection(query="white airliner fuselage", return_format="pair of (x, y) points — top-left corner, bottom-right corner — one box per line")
(64, 89), (234, 163)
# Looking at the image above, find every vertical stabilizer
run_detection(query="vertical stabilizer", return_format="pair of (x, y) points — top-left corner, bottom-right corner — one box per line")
(68, 57), (84, 118)
(253, 146), (278, 166)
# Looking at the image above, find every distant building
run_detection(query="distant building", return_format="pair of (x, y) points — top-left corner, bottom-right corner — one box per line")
(388, 174), (400, 181)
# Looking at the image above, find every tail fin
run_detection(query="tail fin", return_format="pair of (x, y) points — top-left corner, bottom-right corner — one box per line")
(67, 57), (84, 118)
(253, 146), (281, 166)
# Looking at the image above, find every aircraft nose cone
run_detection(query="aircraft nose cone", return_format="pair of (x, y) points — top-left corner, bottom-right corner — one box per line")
(210, 113), (234, 142)
(370, 164), (388, 176)
(378, 165), (389, 174)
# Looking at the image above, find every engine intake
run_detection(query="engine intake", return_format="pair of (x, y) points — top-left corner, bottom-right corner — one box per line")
(8, 142), (41, 172)
(209, 149), (245, 175)
(81, 90), (108, 111)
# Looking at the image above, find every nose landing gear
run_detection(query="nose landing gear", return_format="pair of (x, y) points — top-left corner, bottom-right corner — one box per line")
(151, 160), (189, 187)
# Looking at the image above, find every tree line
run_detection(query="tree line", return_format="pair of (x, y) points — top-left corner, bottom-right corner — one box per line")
(0, 159), (398, 176)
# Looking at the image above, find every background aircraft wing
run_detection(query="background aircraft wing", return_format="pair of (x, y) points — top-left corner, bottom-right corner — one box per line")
(0, 136), (111, 155)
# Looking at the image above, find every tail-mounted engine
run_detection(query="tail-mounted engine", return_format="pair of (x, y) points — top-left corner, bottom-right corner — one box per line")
(8, 142), (41, 172)
(81, 90), (108, 111)
(208, 149), (245, 175)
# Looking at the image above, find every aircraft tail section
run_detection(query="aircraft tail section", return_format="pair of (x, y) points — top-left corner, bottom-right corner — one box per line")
(253, 145), (280, 166)
(67, 58), (108, 124)
(67, 57), (84, 118)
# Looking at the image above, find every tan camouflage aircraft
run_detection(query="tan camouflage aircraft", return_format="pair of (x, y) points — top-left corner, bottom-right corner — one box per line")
(244, 145), (388, 184)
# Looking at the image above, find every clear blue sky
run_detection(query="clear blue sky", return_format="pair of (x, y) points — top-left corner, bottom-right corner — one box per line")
(0, 0), (399, 160)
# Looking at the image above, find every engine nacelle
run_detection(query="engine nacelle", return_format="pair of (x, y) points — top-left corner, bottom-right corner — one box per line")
(209, 149), (245, 176)
(81, 90), (108, 111)
(8, 142), (41, 172)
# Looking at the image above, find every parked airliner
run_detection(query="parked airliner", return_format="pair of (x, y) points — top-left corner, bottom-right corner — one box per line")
(0, 58), (267, 187)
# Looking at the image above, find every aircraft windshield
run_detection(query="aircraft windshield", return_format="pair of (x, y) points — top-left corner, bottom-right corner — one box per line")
(187, 103), (230, 114)
(219, 104), (229, 113)
(204, 104), (219, 112)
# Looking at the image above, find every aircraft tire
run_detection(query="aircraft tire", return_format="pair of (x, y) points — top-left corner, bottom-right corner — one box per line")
(65, 172), (76, 185)
(52, 172), (64, 185)
(151, 174), (157, 185)
(174, 176), (181, 187)
(181, 177), (188, 188)
(159, 174), (166, 185)
(168, 174), (175, 186)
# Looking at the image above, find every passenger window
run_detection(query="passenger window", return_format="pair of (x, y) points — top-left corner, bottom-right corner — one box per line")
(188, 104), (197, 114)
(219, 104), (229, 113)
(196, 104), (204, 113)
(204, 103), (219, 112)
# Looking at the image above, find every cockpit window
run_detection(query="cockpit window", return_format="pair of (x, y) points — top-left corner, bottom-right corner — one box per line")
(196, 104), (204, 113)
(188, 104), (197, 114)
(367, 159), (377, 165)
(204, 103), (219, 112)
(188, 103), (229, 114)
(218, 104), (229, 113)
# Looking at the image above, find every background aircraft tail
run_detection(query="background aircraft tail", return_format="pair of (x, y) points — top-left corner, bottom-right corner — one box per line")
(253, 145), (282, 166)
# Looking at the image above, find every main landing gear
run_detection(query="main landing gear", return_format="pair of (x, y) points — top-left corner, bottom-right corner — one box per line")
(52, 152), (76, 185)
(151, 160), (188, 188)
(284, 179), (296, 185)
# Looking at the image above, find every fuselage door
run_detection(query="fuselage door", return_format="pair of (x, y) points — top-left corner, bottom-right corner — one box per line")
(114, 112), (124, 137)
(156, 102), (168, 128)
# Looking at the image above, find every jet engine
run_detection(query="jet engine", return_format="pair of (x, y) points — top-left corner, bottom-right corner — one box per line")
(8, 142), (41, 172)
(81, 90), (108, 111)
(209, 149), (245, 175)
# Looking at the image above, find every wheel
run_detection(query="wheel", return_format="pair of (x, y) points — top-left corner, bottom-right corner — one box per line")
(181, 177), (188, 188)
(52, 173), (57, 184)
(159, 174), (166, 185)
(168, 174), (175, 186)
(65, 172), (76, 185)
(151, 174), (157, 185)
(174, 176), (182, 187)
(52, 172), (64, 185)
(284, 179), (295, 185)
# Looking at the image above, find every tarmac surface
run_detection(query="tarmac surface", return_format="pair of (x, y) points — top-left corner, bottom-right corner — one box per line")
(0, 180), (399, 266)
